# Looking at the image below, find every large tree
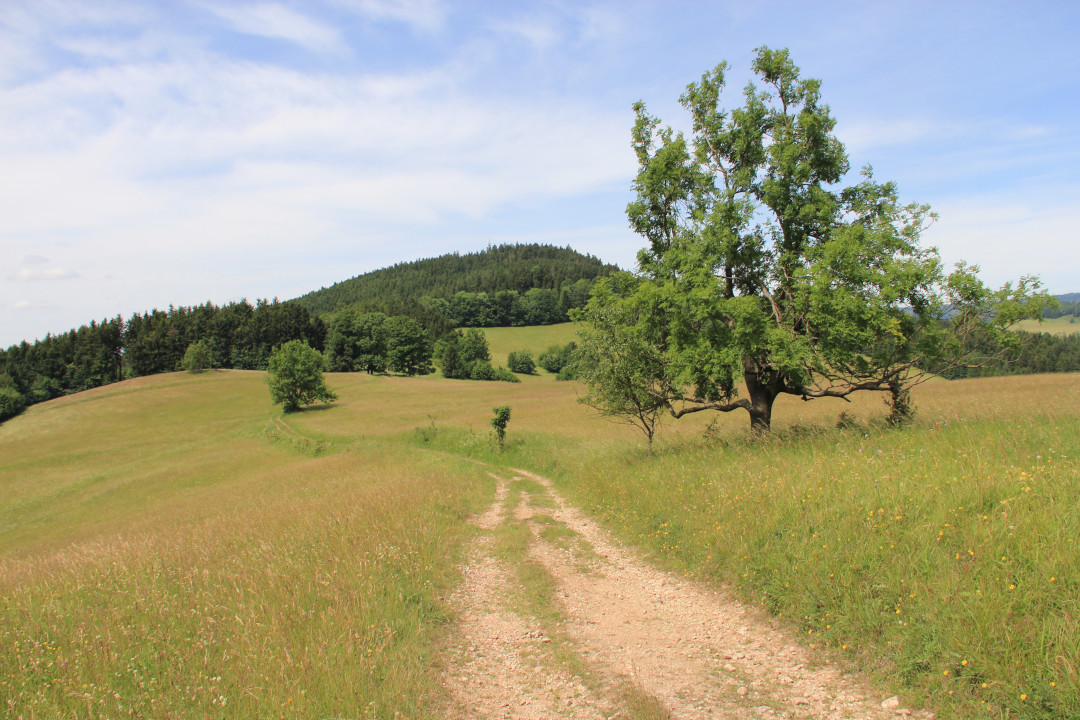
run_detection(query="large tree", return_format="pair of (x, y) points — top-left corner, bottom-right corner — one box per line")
(577, 47), (1050, 434)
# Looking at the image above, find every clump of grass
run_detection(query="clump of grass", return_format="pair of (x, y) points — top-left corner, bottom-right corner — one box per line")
(564, 407), (1080, 718)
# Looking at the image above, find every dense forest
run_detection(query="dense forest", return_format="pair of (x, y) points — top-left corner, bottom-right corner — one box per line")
(941, 327), (1080, 378)
(0, 299), (327, 421)
(295, 243), (618, 330)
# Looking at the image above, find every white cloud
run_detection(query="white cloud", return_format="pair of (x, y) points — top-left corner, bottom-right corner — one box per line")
(837, 117), (938, 155)
(342, 0), (447, 34)
(12, 267), (79, 281)
(926, 192), (1080, 294)
(200, 3), (349, 57)
(14, 300), (53, 309)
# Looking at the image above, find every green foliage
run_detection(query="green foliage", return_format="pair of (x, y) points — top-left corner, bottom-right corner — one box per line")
(460, 328), (490, 364)
(578, 47), (1051, 436)
(385, 316), (433, 376)
(573, 277), (668, 446)
(295, 244), (618, 330)
(265, 341), (337, 413)
(325, 310), (389, 373)
(438, 329), (517, 382)
(180, 340), (212, 374)
(0, 387), (25, 423)
(507, 349), (536, 374)
(491, 405), (511, 450)
(1042, 294), (1079, 319)
(538, 342), (576, 374)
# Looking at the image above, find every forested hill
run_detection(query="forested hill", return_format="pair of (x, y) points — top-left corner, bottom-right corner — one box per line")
(1045, 292), (1080, 318)
(295, 244), (619, 318)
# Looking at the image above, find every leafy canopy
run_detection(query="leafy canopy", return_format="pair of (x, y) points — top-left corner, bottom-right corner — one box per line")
(577, 47), (1050, 435)
(266, 340), (337, 413)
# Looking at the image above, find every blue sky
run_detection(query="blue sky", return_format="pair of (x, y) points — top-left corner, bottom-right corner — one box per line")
(2, 0), (1078, 347)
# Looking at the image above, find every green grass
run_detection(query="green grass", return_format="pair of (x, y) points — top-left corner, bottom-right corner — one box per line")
(3, 330), (1080, 719)
(483, 322), (580, 377)
(1015, 315), (1079, 336)
(0, 370), (493, 719)
(555, 374), (1080, 719)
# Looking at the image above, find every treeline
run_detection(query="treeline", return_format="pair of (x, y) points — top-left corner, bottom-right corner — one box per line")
(426, 283), (592, 328)
(1042, 296), (1080, 319)
(324, 310), (432, 376)
(941, 329), (1080, 379)
(0, 299), (326, 422)
(295, 243), (618, 320)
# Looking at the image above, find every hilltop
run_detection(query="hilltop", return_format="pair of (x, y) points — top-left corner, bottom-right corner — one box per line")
(294, 243), (619, 319)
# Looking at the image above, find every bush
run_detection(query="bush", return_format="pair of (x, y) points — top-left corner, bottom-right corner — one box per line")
(468, 360), (497, 381)
(507, 349), (536, 374)
(0, 387), (26, 423)
(538, 342), (576, 374)
(490, 405), (511, 450)
(466, 360), (520, 383)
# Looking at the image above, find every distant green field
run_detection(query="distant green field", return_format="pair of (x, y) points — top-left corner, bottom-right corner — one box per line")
(2, 325), (1079, 719)
(482, 322), (580, 375)
(1016, 315), (1079, 335)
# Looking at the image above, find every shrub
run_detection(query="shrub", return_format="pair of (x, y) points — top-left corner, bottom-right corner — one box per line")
(507, 349), (536, 374)
(0, 387), (26, 423)
(490, 405), (511, 450)
(538, 342), (576, 374)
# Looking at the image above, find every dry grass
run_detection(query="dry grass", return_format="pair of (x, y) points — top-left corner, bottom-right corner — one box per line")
(2, 348), (1078, 718)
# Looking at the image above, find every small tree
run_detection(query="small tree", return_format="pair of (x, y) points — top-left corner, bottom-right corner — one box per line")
(573, 277), (668, 447)
(266, 340), (337, 413)
(507, 349), (536, 374)
(461, 328), (490, 364)
(181, 340), (211, 373)
(491, 405), (511, 451)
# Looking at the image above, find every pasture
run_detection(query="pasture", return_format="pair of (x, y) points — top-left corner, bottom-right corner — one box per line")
(1, 325), (1077, 718)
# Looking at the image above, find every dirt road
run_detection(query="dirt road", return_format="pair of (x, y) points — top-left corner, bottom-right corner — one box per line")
(441, 469), (931, 720)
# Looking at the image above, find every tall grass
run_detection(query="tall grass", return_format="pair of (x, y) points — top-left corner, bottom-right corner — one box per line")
(4, 347), (1079, 719)
(0, 371), (492, 719)
(557, 374), (1080, 719)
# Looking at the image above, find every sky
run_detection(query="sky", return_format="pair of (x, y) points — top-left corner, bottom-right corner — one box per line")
(2, 0), (1078, 347)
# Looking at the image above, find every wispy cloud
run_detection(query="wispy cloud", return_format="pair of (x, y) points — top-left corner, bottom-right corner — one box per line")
(341, 0), (447, 34)
(14, 299), (54, 310)
(200, 3), (349, 57)
(12, 267), (79, 281)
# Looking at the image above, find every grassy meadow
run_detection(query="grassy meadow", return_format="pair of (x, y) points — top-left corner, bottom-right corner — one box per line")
(2, 322), (1079, 719)
(1015, 315), (1079, 336)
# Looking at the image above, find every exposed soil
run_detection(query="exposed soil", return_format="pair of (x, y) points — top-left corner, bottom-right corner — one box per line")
(441, 469), (934, 720)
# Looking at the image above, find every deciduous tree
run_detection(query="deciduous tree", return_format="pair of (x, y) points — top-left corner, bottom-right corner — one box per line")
(266, 340), (337, 413)
(577, 47), (1050, 435)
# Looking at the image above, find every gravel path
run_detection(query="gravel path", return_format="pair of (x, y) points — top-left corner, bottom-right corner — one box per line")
(441, 469), (932, 720)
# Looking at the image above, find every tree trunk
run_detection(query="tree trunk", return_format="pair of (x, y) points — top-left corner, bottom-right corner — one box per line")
(745, 369), (780, 434)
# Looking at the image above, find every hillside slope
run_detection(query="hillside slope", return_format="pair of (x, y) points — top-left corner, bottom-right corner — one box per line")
(294, 243), (619, 318)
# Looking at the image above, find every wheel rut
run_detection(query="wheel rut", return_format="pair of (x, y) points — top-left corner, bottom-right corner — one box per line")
(441, 469), (930, 720)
